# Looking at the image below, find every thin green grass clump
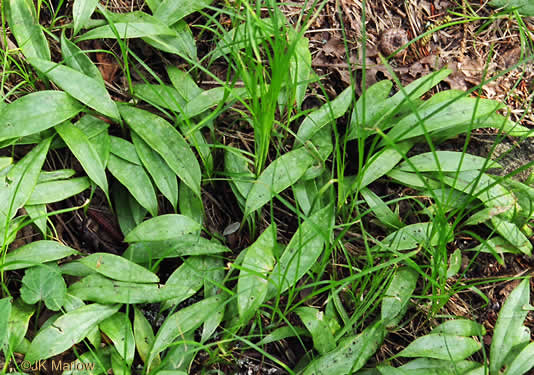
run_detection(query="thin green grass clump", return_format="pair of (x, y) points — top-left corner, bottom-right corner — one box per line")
(0, 0), (533, 373)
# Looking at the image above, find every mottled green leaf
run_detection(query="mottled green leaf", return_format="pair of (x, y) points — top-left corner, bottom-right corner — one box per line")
(225, 148), (254, 202)
(489, 0), (534, 16)
(490, 279), (530, 375)
(0, 298), (11, 350)
(381, 222), (452, 251)
(201, 256), (225, 342)
(147, 295), (224, 369)
(245, 148), (315, 215)
(56, 122), (108, 196)
(0, 138), (51, 226)
(161, 256), (212, 311)
(237, 224), (276, 322)
(268, 204), (333, 297)
(167, 66), (202, 98)
(6, 0), (50, 60)
(134, 307), (159, 366)
(143, 21), (197, 60)
(119, 105), (201, 197)
(295, 86), (353, 145)
(107, 154), (158, 217)
(26, 177), (90, 205)
(112, 183), (146, 236)
(61, 33), (103, 83)
(69, 273), (215, 304)
(183, 86), (247, 119)
(443, 171), (516, 212)
(212, 18), (274, 61)
(25, 303), (120, 362)
(77, 11), (175, 41)
(7, 299), (34, 352)
(37, 169), (76, 183)
(359, 142), (413, 190)
(490, 216), (532, 256)
(110, 135), (141, 165)
(379, 358), (483, 375)
(156, 333), (195, 373)
(24, 204), (54, 235)
(257, 326), (308, 346)
(347, 80), (392, 140)
(179, 183), (203, 224)
(20, 264), (66, 311)
(74, 114), (110, 139)
(131, 132), (178, 209)
(296, 307), (336, 354)
(399, 335), (481, 361)
(431, 320), (485, 337)
(446, 249), (462, 279)
(28, 58), (119, 121)
(385, 98), (501, 143)
(122, 236), (230, 263)
(399, 151), (501, 172)
(503, 341), (534, 375)
(79, 253), (159, 283)
(124, 214), (201, 242)
(2, 240), (78, 271)
(0, 92), (82, 140)
(153, 0), (213, 25)
(381, 267), (418, 327)
(0, 157), (12, 171)
(100, 313), (135, 366)
(73, 0), (99, 35)
(145, 0), (161, 12)
(133, 84), (185, 112)
(387, 69), (452, 116)
(361, 187), (403, 229)
(302, 321), (385, 375)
